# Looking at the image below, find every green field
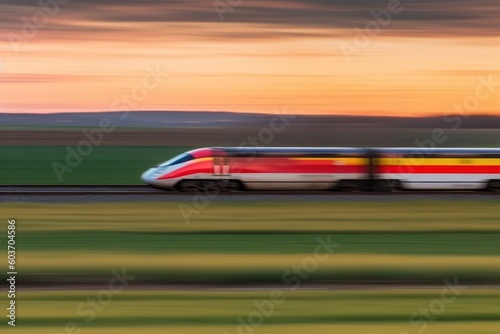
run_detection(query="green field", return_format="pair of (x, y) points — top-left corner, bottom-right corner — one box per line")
(0, 146), (189, 185)
(2, 201), (500, 285)
(2, 290), (499, 333)
(12, 232), (500, 255)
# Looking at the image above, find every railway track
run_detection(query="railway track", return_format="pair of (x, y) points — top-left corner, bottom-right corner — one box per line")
(0, 185), (162, 195)
(0, 185), (499, 195)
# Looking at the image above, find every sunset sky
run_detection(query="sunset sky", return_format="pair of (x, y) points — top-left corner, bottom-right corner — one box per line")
(1, 0), (500, 116)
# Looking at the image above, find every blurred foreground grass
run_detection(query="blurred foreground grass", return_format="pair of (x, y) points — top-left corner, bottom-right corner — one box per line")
(13, 252), (500, 284)
(5, 324), (500, 334)
(4, 201), (500, 233)
(2, 201), (500, 284)
(2, 290), (499, 332)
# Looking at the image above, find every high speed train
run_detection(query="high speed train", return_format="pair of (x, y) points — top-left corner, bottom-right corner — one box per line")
(141, 147), (500, 191)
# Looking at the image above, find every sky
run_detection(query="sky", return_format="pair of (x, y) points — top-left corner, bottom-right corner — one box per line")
(0, 0), (499, 116)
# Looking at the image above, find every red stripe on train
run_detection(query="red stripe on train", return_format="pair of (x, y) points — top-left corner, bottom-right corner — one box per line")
(158, 161), (213, 180)
(379, 165), (500, 174)
(158, 161), (367, 179)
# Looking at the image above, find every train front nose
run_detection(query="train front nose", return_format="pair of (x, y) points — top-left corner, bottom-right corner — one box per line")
(141, 168), (159, 185)
(141, 166), (175, 190)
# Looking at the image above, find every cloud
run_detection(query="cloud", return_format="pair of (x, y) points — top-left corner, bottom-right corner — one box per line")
(0, 0), (499, 42)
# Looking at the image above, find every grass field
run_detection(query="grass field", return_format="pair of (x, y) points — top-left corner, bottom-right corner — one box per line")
(12, 232), (500, 255)
(0, 146), (189, 185)
(10, 252), (500, 284)
(1, 198), (499, 332)
(4, 201), (500, 233)
(2, 201), (500, 284)
(5, 324), (500, 334)
(2, 290), (499, 333)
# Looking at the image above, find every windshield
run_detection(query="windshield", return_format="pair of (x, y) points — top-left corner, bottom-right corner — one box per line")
(158, 153), (194, 167)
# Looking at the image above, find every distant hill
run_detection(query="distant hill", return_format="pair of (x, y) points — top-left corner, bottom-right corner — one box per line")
(1, 111), (500, 129)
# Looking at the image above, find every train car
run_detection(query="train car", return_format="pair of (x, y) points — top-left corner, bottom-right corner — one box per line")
(141, 147), (500, 191)
(374, 148), (500, 191)
(141, 147), (369, 191)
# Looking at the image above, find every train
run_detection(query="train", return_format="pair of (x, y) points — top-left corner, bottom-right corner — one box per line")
(141, 147), (500, 191)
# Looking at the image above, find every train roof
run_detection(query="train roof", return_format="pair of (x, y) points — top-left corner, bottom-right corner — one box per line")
(372, 147), (500, 155)
(219, 147), (366, 156)
(214, 147), (500, 157)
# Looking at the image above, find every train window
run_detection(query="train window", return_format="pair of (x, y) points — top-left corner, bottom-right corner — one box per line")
(159, 153), (194, 167)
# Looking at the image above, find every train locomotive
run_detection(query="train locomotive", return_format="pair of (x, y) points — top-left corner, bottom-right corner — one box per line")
(141, 147), (500, 191)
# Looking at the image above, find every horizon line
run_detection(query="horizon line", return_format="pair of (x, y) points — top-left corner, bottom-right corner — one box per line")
(2, 110), (500, 119)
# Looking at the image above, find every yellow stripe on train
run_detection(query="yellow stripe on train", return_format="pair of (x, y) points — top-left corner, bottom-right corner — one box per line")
(290, 158), (368, 165)
(193, 157), (214, 163)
